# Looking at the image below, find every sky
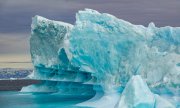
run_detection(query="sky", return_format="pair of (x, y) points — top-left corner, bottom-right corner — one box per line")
(0, 0), (180, 68)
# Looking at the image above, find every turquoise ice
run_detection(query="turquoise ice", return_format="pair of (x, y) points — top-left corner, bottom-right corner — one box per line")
(22, 9), (180, 107)
(70, 9), (180, 91)
(117, 75), (175, 108)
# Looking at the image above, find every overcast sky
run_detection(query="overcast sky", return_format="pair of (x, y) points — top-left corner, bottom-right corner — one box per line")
(0, 0), (180, 68)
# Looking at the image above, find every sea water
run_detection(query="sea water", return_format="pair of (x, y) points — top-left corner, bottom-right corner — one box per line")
(0, 91), (179, 108)
(0, 91), (93, 108)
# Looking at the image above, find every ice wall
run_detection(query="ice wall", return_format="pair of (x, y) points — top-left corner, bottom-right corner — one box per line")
(23, 15), (96, 96)
(70, 9), (180, 92)
(22, 9), (180, 107)
(30, 15), (72, 68)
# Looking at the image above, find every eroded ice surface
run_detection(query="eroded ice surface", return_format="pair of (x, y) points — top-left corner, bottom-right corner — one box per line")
(22, 9), (180, 107)
(70, 9), (180, 91)
(30, 16), (72, 68)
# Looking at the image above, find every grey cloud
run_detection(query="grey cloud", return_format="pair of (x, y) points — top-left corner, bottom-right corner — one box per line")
(0, 0), (180, 33)
(0, 33), (30, 55)
(0, 0), (180, 63)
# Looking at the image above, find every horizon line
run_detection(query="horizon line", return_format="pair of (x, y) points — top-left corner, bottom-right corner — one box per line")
(0, 61), (32, 63)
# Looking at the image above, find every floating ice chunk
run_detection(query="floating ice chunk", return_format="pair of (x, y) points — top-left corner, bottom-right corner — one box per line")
(117, 75), (176, 108)
(117, 75), (155, 108)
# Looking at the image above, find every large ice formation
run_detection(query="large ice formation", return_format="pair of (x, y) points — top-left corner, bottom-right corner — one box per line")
(22, 9), (180, 107)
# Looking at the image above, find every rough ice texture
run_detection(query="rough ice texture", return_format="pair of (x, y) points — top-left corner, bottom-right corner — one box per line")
(25, 15), (96, 96)
(31, 16), (72, 68)
(70, 9), (180, 91)
(30, 16), (97, 84)
(25, 9), (180, 107)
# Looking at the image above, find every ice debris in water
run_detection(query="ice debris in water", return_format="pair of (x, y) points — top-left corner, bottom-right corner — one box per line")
(117, 75), (175, 108)
(22, 9), (180, 107)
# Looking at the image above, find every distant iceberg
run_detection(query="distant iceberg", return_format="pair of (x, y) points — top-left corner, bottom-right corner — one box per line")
(22, 9), (180, 107)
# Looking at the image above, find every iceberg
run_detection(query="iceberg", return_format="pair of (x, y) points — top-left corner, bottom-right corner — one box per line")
(22, 9), (180, 107)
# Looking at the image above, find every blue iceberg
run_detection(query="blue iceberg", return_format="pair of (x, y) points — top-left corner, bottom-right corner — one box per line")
(22, 9), (180, 107)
